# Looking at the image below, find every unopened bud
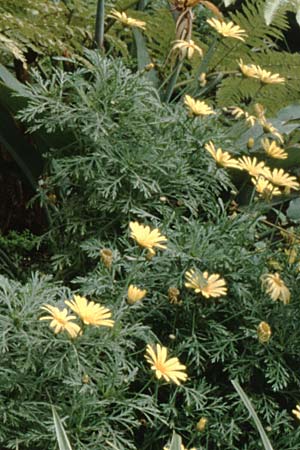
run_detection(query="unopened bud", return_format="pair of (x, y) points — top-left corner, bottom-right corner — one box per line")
(145, 62), (155, 71)
(168, 287), (181, 304)
(100, 248), (113, 269)
(196, 417), (208, 431)
(257, 321), (272, 344)
(82, 374), (90, 384)
(247, 137), (254, 149)
(199, 72), (207, 87)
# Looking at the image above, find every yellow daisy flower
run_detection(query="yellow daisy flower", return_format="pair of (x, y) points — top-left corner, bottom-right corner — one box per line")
(129, 221), (167, 256)
(184, 95), (215, 116)
(257, 114), (284, 143)
(257, 321), (272, 344)
(238, 59), (257, 78)
(207, 18), (247, 41)
(252, 66), (285, 84)
(145, 343), (187, 385)
(237, 156), (266, 177)
(230, 106), (256, 127)
(251, 176), (281, 199)
(172, 39), (203, 59)
(264, 168), (299, 190)
(238, 60), (285, 84)
(205, 141), (240, 168)
(127, 285), (147, 304)
(261, 273), (290, 304)
(65, 295), (114, 327)
(39, 304), (81, 338)
(261, 138), (287, 159)
(292, 405), (300, 420)
(185, 269), (227, 298)
(108, 9), (146, 30)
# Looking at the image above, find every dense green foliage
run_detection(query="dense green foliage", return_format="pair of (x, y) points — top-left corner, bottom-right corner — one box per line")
(1, 1), (300, 449)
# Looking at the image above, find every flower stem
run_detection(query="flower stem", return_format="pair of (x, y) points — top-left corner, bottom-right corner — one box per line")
(95, 0), (105, 49)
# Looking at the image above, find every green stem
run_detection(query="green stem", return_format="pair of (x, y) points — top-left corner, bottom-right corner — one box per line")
(95, 0), (105, 49)
(163, 59), (184, 103)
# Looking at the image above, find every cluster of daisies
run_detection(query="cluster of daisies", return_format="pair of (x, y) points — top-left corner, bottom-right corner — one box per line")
(40, 221), (292, 382)
(204, 140), (299, 199)
(182, 94), (299, 200)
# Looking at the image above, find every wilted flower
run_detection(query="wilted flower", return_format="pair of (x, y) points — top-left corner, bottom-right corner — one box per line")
(39, 304), (81, 338)
(196, 417), (208, 431)
(285, 247), (298, 265)
(258, 115), (284, 143)
(251, 176), (281, 199)
(108, 9), (146, 30)
(207, 18), (247, 41)
(237, 156), (266, 177)
(168, 287), (181, 304)
(184, 95), (215, 116)
(100, 248), (113, 269)
(65, 295), (114, 327)
(261, 138), (287, 159)
(257, 321), (272, 343)
(205, 141), (240, 168)
(292, 405), (300, 420)
(127, 285), (147, 304)
(185, 269), (227, 298)
(172, 39), (203, 59)
(261, 273), (290, 304)
(230, 106), (256, 127)
(145, 343), (187, 385)
(129, 221), (167, 256)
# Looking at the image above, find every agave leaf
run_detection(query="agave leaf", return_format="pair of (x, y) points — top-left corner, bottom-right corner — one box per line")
(132, 29), (159, 87)
(169, 431), (182, 450)
(231, 379), (274, 450)
(264, 0), (285, 25)
(223, 0), (237, 6)
(296, 0), (300, 25)
(52, 406), (73, 450)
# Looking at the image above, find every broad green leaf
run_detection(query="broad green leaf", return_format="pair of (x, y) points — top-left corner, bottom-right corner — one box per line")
(231, 380), (274, 450)
(52, 406), (73, 450)
(287, 198), (300, 222)
(0, 63), (27, 96)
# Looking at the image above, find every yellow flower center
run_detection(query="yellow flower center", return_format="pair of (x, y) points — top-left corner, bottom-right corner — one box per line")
(155, 361), (167, 374)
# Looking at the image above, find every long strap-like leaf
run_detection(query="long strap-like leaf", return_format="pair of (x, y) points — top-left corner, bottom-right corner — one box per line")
(52, 406), (73, 450)
(231, 379), (274, 450)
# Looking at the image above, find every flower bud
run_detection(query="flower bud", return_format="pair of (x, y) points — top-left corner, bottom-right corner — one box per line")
(100, 248), (113, 269)
(257, 321), (271, 344)
(247, 137), (255, 149)
(196, 417), (208, 431)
